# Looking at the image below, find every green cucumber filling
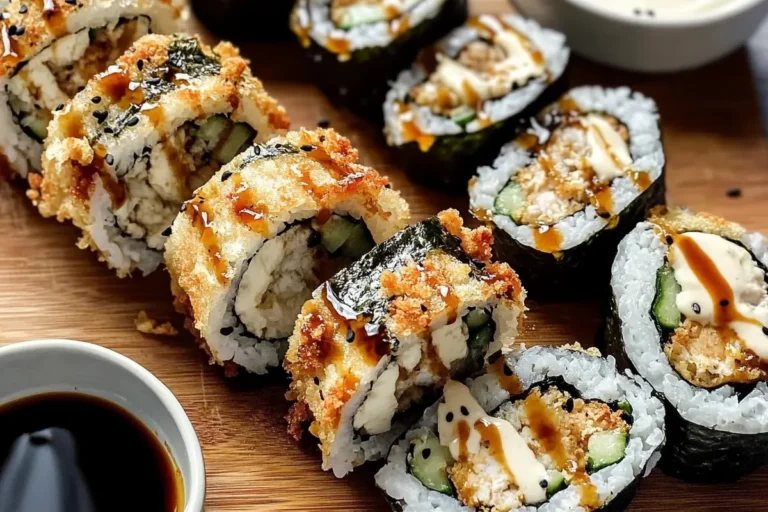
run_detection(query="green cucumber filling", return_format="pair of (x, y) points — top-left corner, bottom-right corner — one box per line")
(407, 381), (631, 511)
(652, 263), (682, 332)
(331, 0), (422, 28)
(7, 17), (150, 142)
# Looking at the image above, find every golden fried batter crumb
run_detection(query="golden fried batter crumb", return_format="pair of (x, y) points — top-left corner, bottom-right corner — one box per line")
(135, 310), (178, 336)
(286, 401), (313, 441)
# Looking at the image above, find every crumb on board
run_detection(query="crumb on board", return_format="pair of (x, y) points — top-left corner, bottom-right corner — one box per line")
(135, 310), (179, 336)
(726, 187), (742, 198)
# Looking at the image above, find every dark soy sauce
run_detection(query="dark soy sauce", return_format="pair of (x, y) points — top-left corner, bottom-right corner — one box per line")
(0, 393), (183, 512)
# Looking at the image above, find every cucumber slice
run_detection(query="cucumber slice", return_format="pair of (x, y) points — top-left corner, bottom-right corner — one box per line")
(319, 216), (357, 254)
(468, 324), (493, 356)
(451, 106), (476, 128)
(494, 181), (526, 222)
(21, 115), (48, 141)
(546, 470), (567, 498)
(652, 264), (682, 331)
(337, 5), (387, 28)
(587, 431), (627, 473)
(338, 221), (375, 259)
(196, 115), (230, 146)
(617, 401), (633, 415)
(214, 122), (256, 164)
(407, 431), (454, 495)
(464, 309), (490, 330)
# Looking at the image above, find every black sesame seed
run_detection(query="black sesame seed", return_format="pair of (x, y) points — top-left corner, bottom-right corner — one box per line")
(219, 326), (234, 335)
(647, 9), (655, 16)
(179, 202), (187, 213)
(503, 365), (513, 377)
(666, 235), (674, 245)
(720, 299), (729, 307)
(420, 304), (427, 312)
(563, 397), (574, 413)
(319, 389), (324, 400)
(422, 448), (431, 460)
(445, 412), (454, 423)
(633, 8), (642, 15)
(384, 183), (391, 189)
(346, 330), (355, 343)
(161, 226), (172, 237)
(105, 154), (114, 166)
(460, 406), (469, 416)
(15, 26), (25, 36)
(55, 104), (64, 111)
(540, 480), (548, 488)
(143, 146), (152, 154)
(692, 303), (701, 314)
(93, 111), (107, 124)
(19, 5), (28, 14)
(300, 144), (315, 152)
(319, 135), (326, 143)
(127, 116), (139, 127)
(253, 145), (261, 156)
(314, 377), (320, 385)
(317, 119), (330, 128)
(146, 77), (161, 85)
(104, 127), (114, 134)
(65, 0), (76, 4)
(137, 59), (144, 71)
(7, 25), (16, 36)
(726, 187), (742, 198)
(221, 170), (233, 182)
(763, 326), (768, 336)
(91, 96), (101, 104)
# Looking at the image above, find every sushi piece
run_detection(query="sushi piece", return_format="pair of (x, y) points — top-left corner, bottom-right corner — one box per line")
(291, 0), (467, 119)
(27, 34), (290, 276)
(376, 345), (666, 511)
(470, 86), (666, 298)
(284, 209), (527, 477)
(165, 128), (410, 376)
(384, 14), (569, 190)
(0, 0), (185, 179)
(605, 206), (768, 481)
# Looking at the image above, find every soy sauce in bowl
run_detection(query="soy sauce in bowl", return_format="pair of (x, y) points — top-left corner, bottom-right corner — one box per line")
(0, 392), (184, 512)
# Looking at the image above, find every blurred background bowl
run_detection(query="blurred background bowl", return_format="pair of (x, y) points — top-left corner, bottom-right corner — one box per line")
(511, 0), (768, 72)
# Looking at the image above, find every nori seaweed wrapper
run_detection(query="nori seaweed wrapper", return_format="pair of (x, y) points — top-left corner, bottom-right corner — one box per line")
(394, 74), (568, 192)
(191, 0), (293, 41)
(604, 295), (768, 482)
(294, 0), (468, 120)
(493, 173), (666, 300)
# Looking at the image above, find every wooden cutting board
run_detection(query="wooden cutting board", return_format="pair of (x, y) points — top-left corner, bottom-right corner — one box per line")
(1, 1), (768, 510)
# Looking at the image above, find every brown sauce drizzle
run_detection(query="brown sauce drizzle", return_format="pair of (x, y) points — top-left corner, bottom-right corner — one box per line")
(143, 105), (166, 128)
(39, 0), (67, 37)
(456, 419), (471, 460)
(674, 235), (762, 328)
(461, 80), (481, 111)
(326, 36), (351, 59)
(400, 116), (436, 152)
(474, 418), (517, 485)
(229, 175), (270, 237)
(591, 187), (613, 217)
(470, 206), (493, 223)
(71, 146), (126, 207)
(489, 357), (523, 395)
(59, 109), (85, 138)
(558, 96), (581, 114)
(388, 15), (410, 38)
(185, 195), (228, 283)
(589, 120), (626, 172)
(628, 170), (651, 191)
(532, 226), (562, 253)
(523, 392), (567, 468)
(299, 302), (340, 368)
(572, 472), (600, 509)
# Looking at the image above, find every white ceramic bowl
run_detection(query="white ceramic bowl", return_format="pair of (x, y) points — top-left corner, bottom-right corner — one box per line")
(512, 0), (768, 72)
(0, 339), (205, 512)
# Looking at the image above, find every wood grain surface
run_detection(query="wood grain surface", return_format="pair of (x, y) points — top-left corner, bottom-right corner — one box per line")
(2, 1), (768, 510)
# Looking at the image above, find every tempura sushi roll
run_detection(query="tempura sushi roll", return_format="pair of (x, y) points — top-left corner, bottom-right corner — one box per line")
(284, 210), (526, 477)
(291, 0), (467, 118)
(470, 86), (666, 298)
(0, 0), (184, 179)
(376, 345), (666, 511)
(606, 207), (768, 481)
(165, 128), (410, 376)
(28, 34), (290, 276)
(384, 14), (569, 190)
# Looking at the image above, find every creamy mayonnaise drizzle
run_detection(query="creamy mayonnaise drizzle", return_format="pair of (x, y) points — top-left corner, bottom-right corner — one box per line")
(432, 16), (545, 105)
(584, 115), (632, 182)
(437, 380), (548, 505)
(670, 232), (768, 358)
(579, 0), (738, 18)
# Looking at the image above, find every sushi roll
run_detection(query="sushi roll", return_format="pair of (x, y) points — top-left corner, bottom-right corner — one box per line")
(0, 0), (185, 179)
(284, 209), (527, 477)
(384, 14), (569, 190)
(27, 34), (290, 276)
(376, 345), (666, 511)
(165, 128), (410, 376)
(470, 86), (666, 298)
(606, 206), (768, 481)
(290, 0), (468, 118)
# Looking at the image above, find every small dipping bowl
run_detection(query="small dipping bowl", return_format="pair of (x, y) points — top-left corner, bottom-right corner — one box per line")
(0, 339), (205, 512)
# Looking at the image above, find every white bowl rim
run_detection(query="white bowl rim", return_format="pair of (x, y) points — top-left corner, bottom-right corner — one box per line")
(0, 339), (205, 512)
(564, 0), (767, 27)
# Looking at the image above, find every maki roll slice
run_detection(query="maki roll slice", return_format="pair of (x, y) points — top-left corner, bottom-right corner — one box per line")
(384, 14), (569, 190)
(27, 34), (290, 276)
(470, 86), (666, 298)
(165, 128), (410, 376)
(284, 210), (527, 477)
(606, 206), (768, 481)
(291, 0), (467, 118)
(0, 0), (184, 179)
(376, 345), (666, 511)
